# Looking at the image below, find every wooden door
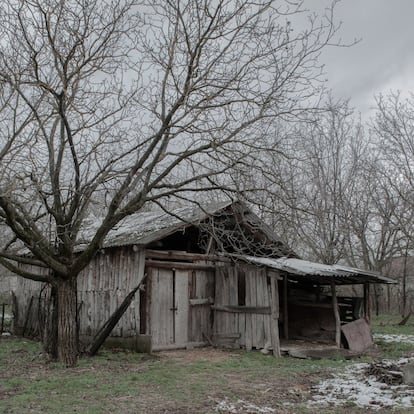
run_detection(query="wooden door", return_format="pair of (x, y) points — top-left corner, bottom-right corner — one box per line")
(149, 267), (189, 349)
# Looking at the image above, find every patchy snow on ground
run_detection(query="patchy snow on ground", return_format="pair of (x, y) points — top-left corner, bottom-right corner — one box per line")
(374, 333), (414, 345)
(215, 398), (275, 413)
(307, 358), (414, 411)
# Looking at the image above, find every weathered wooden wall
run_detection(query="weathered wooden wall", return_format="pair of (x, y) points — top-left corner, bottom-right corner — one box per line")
(214, 265), (273, 350)
(14, 247), (145, 339)
(188, 266), (215, 343)
(0, 265), (18, 298)
(77, 246), (145, 338)
(13, 265), (49, 336)
(146, 260), (215, 350)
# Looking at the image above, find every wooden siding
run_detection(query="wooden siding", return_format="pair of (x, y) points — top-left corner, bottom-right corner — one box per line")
(14, 247), (145, 339)
(214, 265), (273, 350)
(188, 265), (215, 343)
(148, 261), (214, 350)
(14, 265), (49, 336)
(77, 247), (145, 338)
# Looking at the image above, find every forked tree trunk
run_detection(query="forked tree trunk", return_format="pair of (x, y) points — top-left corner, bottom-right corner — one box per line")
(56, 276), (79, 367)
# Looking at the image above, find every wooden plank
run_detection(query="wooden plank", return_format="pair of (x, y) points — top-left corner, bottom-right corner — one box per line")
(270, 275), (281, 357)
(87, 278), (146, 356)
(134, 249), (146, 335)
(288, 301), (352, 309)
(205, 269), (215, 338)
(211, 305), (271, 314)
(212, 332), (241, 348)
(145, 249), (232, 263)
(256, 269), (265, 349)
(214, 267), (225, 336)
(150, 268), (174, 347)
(190, 298), (213, 306)
(283, 274), (288, 340)
(145, 268), (152, 335)
(250, 269), (258, 348)
(237, 268), (246, 347)
(331, 281), (341, 348)
(263, 276), (272, 349)
(229, 266), (238, 346)
(199, 269), (209, 342)
(364, 283), (371, 321)
(174, 270), (189, 346)
(341, 318), (373, 352)
(245, 269), (252, 351)
(188, 270), (196, 342)
(145, 260), (215, 271)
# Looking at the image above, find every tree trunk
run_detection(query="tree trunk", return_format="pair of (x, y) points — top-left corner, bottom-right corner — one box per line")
(42, 285), (58, 359)
(56, 277), (78, 367)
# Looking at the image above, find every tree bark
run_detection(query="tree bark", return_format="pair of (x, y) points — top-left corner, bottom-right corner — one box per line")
(56, 277), (78, 367)
(42, 285), (58, 359)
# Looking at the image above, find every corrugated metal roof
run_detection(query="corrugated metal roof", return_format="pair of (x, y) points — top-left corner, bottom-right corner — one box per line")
(236, 256), (396, 285)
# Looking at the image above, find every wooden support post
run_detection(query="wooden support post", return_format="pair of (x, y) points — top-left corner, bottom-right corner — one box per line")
(331, 281), (341, 348)
(270, 274), (281, 357)
(364, 283), (371, 321)
(283, 274), (288, 340)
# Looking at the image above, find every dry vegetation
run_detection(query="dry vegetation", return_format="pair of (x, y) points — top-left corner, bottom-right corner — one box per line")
(2, 317), (414, 414)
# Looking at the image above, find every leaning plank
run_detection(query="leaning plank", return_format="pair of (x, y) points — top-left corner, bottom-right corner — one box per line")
(398, 312), (411, 326)
(87, 275), (146, 356)
(341, 318), (373, 352)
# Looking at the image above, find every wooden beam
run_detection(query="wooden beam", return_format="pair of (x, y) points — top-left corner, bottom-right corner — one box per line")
(270, 274), (281, 357)
(331, 281), (341, 348)
(289, 301), (352, 309)
(145, 249), (231, 263)
(268, 271), (283, 280)
(364, 283), (371, 321)
(145, 259), (215, 271)
(211, 305), (271, 315)
(283, 274), (288, 340)
(87, 276), (147, 356)
(189, 298), (213, 306)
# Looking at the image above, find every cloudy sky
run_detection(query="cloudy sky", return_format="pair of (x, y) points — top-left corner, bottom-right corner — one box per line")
(305, 0), (414, 117)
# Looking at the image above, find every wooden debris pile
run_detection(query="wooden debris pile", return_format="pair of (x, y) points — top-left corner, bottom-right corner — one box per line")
(365, 361), (404, 385)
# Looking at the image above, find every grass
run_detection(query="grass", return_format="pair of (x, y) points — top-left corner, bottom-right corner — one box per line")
(0, 316), (413, 413)
(370, 313), (414, 360)
(371, 313), (414, 335)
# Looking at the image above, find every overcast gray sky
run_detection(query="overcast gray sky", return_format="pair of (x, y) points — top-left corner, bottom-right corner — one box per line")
(305, 0), (414, 117)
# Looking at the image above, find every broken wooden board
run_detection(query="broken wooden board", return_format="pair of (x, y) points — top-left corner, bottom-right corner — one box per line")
(211, 332), (241, 348)
(341, 318), (373, 352)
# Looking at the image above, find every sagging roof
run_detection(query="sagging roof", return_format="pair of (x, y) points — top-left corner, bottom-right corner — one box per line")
(78, 200), (234, 249)
(77, 199), (293, 256)
(236, 256), (396, 285)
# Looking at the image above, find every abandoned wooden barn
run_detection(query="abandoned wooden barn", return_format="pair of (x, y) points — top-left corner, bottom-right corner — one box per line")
(11, 200), (394, 354)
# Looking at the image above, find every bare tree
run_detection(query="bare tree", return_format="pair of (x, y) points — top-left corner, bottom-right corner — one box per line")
(249, 99), (367, 264)
(0, 0), (339, 365)
(372, 92), (414, 215)
(369, 91), (414, 314)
